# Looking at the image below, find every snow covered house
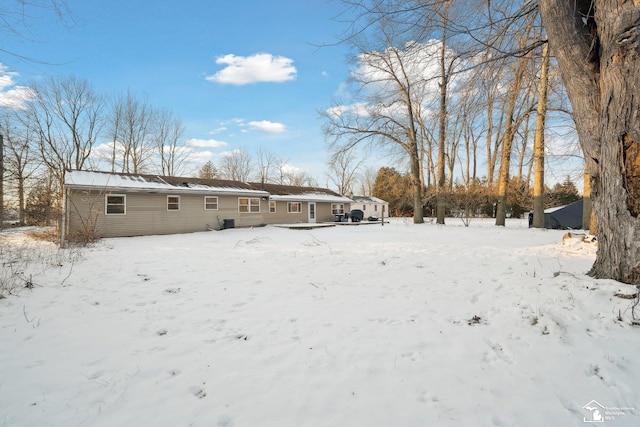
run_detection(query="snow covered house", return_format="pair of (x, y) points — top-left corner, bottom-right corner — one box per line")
(254, 182), (354, 225)
(63, 170), (353, 240)
(350, 195), (389, 219)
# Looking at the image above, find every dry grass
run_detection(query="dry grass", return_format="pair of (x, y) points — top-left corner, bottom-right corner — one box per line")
(0, 227), (82, 298)
(26, 227), (60, 244)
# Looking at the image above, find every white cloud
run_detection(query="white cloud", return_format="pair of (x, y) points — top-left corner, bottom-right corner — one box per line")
(248, 120), (286, 133)
(352, 40), (470, 107)
(209, 126), (228, 134)
(218, 148), (245, 158)
(185, 138), (228, 149)
(280, 163), (305, 175)
(186, 150), (214, 164)
(206, 53), (297, 85)
(326, 102), (370, 119)
(90, 141), (120, 161)
(0, 64), (34, 110)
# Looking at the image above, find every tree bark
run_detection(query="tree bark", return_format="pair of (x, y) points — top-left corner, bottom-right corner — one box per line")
(540, 0), (640, 284)
(496, 54), (528, 226)
(583, 165), (592, 231)
(532, 42), (550, 228)
(436, 3), (451, 225)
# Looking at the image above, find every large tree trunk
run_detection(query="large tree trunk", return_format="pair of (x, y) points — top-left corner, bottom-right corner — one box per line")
(435, 4), (451, 225)
(409, 139), (424, 224)
(540, 1), (640, 284)
(532, 42), (550, 228)
(495, 55), (527, 226)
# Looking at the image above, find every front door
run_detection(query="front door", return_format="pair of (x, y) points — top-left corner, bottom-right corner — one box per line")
(308, 202), (316, 223)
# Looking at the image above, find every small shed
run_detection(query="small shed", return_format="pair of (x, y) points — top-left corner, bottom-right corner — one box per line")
(350, 195), (389, 218)
(530, 199), (584, 230)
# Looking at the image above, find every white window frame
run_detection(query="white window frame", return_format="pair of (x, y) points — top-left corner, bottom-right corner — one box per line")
(269, 200), (276, 213)
(105, 194), (126, 215)
(167, 195), (180, 211)
(204, 196), (219, 210)
(331, 203), (345, 215)
(238, 197), (260, 213)
(287, 202), (302, 213)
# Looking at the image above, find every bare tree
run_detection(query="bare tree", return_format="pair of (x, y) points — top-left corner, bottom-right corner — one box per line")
(539, 0), (640, 284)
(494, 52), (530, 225)
(255, 147), (281, 184)
(358, 165), (378, 196)
(323, 38), (432, 223)
(433, 0), (466, 224)
(1, 0), (73, 61)
(283, 170), (316, 187)
(152, 108), (188, 176)
(495, 12), (540, 226)
(113, 89), (154, 174)
(25, 75), (104, 188)
(0, 113), (39, 224)
(531, 42), (550, 228)
(103, 94), (125, 173)
(326, 150), (363, 195)
(218, 149), (253, 182)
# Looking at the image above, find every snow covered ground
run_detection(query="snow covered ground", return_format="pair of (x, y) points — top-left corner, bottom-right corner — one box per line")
(1, 218), (639, 426)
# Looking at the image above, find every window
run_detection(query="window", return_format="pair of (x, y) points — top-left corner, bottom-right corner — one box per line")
(363, 204), (366, 210)
(204, 196), (218, 210)
(167, 195), (180, 211)
(375, 205), (378, 212)
(331, 203), (345, 215)
(269, 200), (276, 213)
(238, 197), (260, 213)
(105, 194), (126, 215)
(288, 202), (302, 213)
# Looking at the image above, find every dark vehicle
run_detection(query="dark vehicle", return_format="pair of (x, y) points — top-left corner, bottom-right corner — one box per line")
(349, 209), (364, 222)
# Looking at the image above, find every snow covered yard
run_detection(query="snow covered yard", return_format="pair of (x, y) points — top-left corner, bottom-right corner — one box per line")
(1, 218), (639, 427)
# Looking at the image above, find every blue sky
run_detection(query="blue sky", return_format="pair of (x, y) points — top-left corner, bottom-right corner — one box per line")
(1, 0), (355, 184)
(1, 0), (585, 190)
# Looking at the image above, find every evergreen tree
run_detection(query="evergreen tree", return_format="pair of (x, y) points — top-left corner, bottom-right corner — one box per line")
(372, 167), (413, 216)
(547, 176), (580, 207)
(198, 161), (219, 180)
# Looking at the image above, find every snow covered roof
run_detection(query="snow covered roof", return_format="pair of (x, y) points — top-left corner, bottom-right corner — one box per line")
(250, 182), (354, 204)
(64, 171), (353, 202)
(351, 195), (388, 204)
(65, 170), (269, 196)
(268, 193), (353, 203)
